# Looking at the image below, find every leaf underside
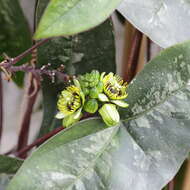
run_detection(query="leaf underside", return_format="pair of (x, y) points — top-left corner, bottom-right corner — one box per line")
(118, 0), (190, 48)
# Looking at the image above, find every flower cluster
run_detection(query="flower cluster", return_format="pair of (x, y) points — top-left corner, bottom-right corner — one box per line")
(55, 70), (128, 127)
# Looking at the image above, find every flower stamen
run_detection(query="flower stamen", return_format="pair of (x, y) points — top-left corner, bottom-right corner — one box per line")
(102, 73), (128, 100)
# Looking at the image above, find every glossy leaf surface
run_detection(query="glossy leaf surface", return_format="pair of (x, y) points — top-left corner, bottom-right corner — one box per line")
(37, 0), (116, 137)
(118, 0), (190, 48)
(35, 0), (122, 39)
(0, 0), (31, 86)
(0, 155), (23, 174)
(7, 42), (190, 189)
(0, 174), (12, 190)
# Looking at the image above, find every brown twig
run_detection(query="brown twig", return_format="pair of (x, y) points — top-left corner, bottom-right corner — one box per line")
(0, 72), (3, 145)
(0, 38), (71, 82)
(17, 74), (40, 159)
(168, 179), (175, 190)
(0, 38), (70, 158)
(146, 37), (151, 62)
(1, 39), (49, 68)
(124, 29), (143, 82)
(15, 113), (93, 158)
(15, 126), (64, 158)
(5, 63), (70, 82)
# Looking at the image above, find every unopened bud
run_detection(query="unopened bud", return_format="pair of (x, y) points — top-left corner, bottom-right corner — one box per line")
(99, 104), (120, 127)
(84, 99), (98, 113)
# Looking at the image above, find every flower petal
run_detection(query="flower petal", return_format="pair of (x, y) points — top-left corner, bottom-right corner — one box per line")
(73, 79), (81, 89)
(63, 111), (83, 127)
(55, 112), (66, 119)
(80, 91), (85, 105)
(73, 108), (82, 120)
(111, 100), (129, 108)
(98, 93), (109, 102)
(100, 72), (106, 81)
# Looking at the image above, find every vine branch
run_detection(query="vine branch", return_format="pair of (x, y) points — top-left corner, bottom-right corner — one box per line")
(17, 74), (40, 159)
(147, 37), (151, 62)
(15, 126), (65, 158)
(1, 62), (70, 83)
(168, 179), (175, 190)
(124, 29), (143, 82)
(0, 72), (3, 145)
(14, 113), (93, 158)
(1, 39), (49, 68)
(0, 38), (71, 83)
(0, 38), (71, 156)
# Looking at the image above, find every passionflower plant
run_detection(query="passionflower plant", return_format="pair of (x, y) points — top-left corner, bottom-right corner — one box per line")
(101, 72), (128, 99)
(98, 72), (129, 126)
(56, 70), (128, 127)
(55, 83), (85, 127)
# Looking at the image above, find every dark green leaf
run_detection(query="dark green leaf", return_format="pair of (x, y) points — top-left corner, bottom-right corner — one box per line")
(36, 0), (116, 137)
(7, 41), (190, 190)
(6, 118), (110, 189)
(34, 0), (122, 39)
(174, 161), (187, 190)
(0, 155), (23, 174)
(0, 0), (32, 87)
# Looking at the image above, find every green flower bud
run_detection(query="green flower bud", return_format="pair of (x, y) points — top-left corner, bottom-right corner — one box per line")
(91, 70), (100, 79)
(84, 82), (89, 87)
(78, 70), (100, 88)
(96, 81), (104, 93)
(80, 75), (85, 80)
(85, 73), (91, 81)
(89, 81), (96, 88)
(79, 82), (85, 89)
(99, 104), (120, 127)
(84, 99), (98, 113)
(82, 87), (90, 96)
(89, 87), (99, 99)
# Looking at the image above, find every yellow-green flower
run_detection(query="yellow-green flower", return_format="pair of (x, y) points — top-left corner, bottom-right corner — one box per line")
(101, 72), (128, 100)
(55, 71), (129, 128)
(98, 72), (129, 111)
(55, 83), (85, 127)
(56, 85), (81, 118)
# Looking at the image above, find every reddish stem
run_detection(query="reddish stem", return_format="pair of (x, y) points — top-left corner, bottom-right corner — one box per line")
(1, 39), (49, 68)
(16, 126), (64, 158)
(168, 179), (175, 190)
(17, 74), (40, 158)
(147, 37), (151, 62)
(13, 39), (49, 65)
(124, 29), (143, 83)
(15, 113), (93, 158)
(0, 72), (3, 145)
(6, 63), (69, 82)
